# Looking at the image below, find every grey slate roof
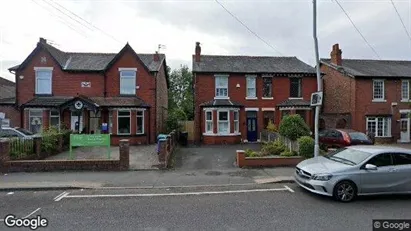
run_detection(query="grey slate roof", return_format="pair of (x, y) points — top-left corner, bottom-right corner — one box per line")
(10, 43), (165, 72)
(193, 55), (316, 74)
(22, 96), (73, 107)
(277, 98), (311, 107)
(0, 76), (15, 101)
(22, 96), (149, 108)
(200, 99), (243, 107)
(321, 59), (411, 77)
(0, 97), (15, 104)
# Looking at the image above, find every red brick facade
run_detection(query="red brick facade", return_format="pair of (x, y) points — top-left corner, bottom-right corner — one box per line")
(0, 105), (20, 127)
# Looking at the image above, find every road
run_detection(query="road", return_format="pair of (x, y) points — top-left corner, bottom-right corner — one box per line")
(0, 183), (410, 231)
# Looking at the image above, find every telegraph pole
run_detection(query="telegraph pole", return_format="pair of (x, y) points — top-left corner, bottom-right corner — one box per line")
(313, 0), (322, 157)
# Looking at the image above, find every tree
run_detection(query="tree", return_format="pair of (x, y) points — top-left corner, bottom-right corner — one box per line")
(279, 114), (311, 141)
(168, 65), (194, 120)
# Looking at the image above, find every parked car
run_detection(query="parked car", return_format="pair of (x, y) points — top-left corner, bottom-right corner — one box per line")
(295, 145), (411, 202)
(319, 129), (373, 150)
(0, 127), (39, 139)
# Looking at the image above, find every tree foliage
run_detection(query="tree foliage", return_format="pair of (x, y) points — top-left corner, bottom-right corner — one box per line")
(279, 115), (311, 141)
(168, 65), (194, 120)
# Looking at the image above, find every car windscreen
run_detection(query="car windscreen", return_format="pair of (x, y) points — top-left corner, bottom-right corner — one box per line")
(326, 148), (373, 165)
(348, 132), (370, 141)
(16, 128), (34, 135)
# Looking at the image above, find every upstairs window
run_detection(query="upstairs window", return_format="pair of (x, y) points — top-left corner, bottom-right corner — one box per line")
(402, 80), (409, 100)
(35, 68), (52, 94)
(262, 77), (273, 98)
(215, 75), (228, 98)
(290, 78), (302, 98)
(373, 80), (385, 101)
(246, 75), (256, 98)
(120, 69), (136, 95)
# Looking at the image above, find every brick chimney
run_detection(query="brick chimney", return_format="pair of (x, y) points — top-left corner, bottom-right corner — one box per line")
(154, 51), (160, 62)
(195, 42), (201, 62)
(39, 37), (47, 44)
(330, 43), (342, 66)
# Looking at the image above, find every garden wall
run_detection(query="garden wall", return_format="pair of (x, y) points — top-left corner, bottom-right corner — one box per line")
(236, 150), (304, 168)
(157, 130), (178, 169)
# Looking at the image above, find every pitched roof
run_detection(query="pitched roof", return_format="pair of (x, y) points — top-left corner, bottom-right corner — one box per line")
(22, 96), (73, 107)
(277, 98), (311, 107)
(9, 41), (165, 72)
(89, 97), (150, 107)
(193, 55), (316, 74)
(21, 96), (150, 108)
(0, 76), (15, 102)
(200, 99), (243, 107)
(321, 59), (411, 77)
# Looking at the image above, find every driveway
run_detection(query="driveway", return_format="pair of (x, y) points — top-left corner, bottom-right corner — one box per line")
(173, 144), (261, 170)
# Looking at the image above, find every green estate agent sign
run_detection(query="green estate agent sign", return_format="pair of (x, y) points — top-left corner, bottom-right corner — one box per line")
(69, 134), (111, 159)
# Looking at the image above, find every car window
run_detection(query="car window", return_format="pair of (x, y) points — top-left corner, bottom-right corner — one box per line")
(0, 129), (20, 138)
(367, 154), (393, 167)
(326, 148), (373, 165)
(348, 132), (370, 141)
(16, 128), (34, 136)
(393, 153), (411, 166)
(334, 131), (343, 139)
(319, 130), (329, 138)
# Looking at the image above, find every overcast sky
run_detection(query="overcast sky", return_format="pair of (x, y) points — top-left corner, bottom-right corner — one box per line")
(1, 0), (410, 81)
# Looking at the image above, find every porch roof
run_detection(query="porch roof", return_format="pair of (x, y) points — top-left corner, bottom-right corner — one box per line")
(277, 98), (311, 107)
(21, 96), (150, 108)
(200, 99), (243, 108)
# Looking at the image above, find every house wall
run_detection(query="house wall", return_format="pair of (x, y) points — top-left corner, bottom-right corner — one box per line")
(194, 73), (317, 144)
(0, 105), (20, 127)
(155, 62), (168, 134)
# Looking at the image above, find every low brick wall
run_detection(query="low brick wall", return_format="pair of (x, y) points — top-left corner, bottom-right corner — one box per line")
(0, 139), (130, 172)
(157, 130), (178, 169)
(236, 150), (304, 168)
(202, 135), (241, 145)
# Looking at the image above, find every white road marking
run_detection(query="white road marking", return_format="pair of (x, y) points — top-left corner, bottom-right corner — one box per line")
(0, 219), (3, 222)
(284, 185), (295, 193)
(7, 192), (14, 195)
(61, 187), (290, 200)
(22, 208), (41, 219)
(98, 183), (257, 190)
(53, 192), (66, 201)
(54, 192), (69, 202)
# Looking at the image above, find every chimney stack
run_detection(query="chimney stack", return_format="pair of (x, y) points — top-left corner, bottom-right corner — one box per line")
(195, 42), (201, 62)
(154, 51), (160, 62)
(330, 43), (342, 66)
(39, 37), (47, 44)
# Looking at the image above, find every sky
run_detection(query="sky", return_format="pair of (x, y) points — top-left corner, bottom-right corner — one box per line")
(0, 0), (410, 81)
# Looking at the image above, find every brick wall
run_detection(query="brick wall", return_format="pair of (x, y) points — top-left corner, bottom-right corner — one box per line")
(0, 105), (20, 127)
(155, 62), (168, 134)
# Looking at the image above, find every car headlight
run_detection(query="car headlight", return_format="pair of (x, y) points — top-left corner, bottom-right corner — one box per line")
(311, 174), (333, 181)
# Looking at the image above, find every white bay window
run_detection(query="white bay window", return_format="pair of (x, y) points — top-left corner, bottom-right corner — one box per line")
(233, 111), (239, 133)
(205, 111), (213, 133)
(217, 111), (229, 134)
(366, 117), (391, 137)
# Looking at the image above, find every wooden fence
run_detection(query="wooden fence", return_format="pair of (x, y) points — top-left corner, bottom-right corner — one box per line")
(260, 130), (299, 152)
(178, 121), (194, 141)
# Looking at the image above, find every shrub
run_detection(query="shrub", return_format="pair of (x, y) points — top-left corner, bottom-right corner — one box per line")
(298, 136), (315, 158)
(165, 109), (187, 133)
(279, 115), (310, 141)
(244, 149), (260, 157)
(41, 127), (61, 154)
(261, 140), (285, 156)
(266, 120), (278, 132)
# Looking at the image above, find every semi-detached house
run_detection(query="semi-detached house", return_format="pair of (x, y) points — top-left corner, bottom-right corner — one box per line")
(192, 42), (318, 144)
(7, 38), (168, 145)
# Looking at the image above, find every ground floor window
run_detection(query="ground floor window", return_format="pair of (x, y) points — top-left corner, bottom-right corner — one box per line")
(263, 111), (275, 129)
(234, 111), (239, 133)
(205, 111), (213, 133)
(136, 110), (144, 134)
(29, 110), (43, 133)
(50, 110), (60, 130)
(366, 117), (391, 137)
(109, 111), (113, 134)
(118, 110), (131, 135)
(218, 111), (229, 134)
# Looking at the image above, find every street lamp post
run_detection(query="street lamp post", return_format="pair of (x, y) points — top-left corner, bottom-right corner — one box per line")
(313, 0), (322, 157)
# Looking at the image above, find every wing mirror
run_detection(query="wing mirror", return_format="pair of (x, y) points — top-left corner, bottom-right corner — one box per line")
(364, 164), (377, 171)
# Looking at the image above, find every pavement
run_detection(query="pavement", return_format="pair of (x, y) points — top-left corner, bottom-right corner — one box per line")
(1, 184), (410, 230)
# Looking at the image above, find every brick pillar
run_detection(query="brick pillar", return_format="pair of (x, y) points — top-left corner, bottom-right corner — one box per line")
(0, 139), (11, 164)
(119, 139), (129, 170)
(236, 150), (245, 168)
(33, 137), (42, 158)
(158, 140), (167, 169)
(43, 110), (50, 131)
(213, 110), (218, 134)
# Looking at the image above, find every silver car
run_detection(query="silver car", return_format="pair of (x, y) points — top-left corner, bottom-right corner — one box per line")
(295, 145), (411, 202)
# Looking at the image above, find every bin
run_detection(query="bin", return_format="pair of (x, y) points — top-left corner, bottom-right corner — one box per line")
(179, 131), (188, 146)
(157, 134), (168, 154)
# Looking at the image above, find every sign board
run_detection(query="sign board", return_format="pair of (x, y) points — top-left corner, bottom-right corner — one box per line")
(101, 123), (108, 132)
(310, 92), (323, 106)
(0, 112), (5, 119)
(69, 134), (111, 159)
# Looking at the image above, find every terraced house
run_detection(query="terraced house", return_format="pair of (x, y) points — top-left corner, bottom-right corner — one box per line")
(192, 42), (318, 144)
(7, 38), (168, 145)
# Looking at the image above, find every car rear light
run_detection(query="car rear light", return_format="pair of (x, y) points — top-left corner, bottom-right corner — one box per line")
(342, 132), (351, 145)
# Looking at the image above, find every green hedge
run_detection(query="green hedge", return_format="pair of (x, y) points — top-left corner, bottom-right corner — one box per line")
(279, 115), (310, 141)
(298, 136), (315, 158)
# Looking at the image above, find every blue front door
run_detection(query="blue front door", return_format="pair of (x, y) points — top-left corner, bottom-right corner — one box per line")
(247, 111), (258, 142)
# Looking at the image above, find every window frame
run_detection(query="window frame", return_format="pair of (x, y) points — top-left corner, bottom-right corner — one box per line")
(246, 75), (257, 99)
(402, 80), (410, 101)
(119, 68), (137, 95)
(233, 111), (239, 133)
(262, 77), (273, 98)
(29, 109), (43, 133)
(366, 117), (391, 137)
(372, 79), (385, 101)
(365, 153), (393, 167)
(117, 110), (131, 135)
(217, 110), (230, 134)
(205, 110), (213, 133)
(49, 109), (60, 131)
(136, 110), (145, 135)
(109, 110), (113, 134)
(289, 77), (302, 98)
(215, 75), (229, 99)
(34, 67), (53, 95)
(393, 153), (411, 166)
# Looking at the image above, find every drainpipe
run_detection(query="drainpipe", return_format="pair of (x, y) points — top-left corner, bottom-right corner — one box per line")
(103, 71), (107, 97)
(148, 107), (151, 144)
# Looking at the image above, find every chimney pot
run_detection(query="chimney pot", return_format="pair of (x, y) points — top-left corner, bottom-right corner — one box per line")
(39, 37), (47, 44)
(330, 43), (342, 66)
(195, 42), (201, 62)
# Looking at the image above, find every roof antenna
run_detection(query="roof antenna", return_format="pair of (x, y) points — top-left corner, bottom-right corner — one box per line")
(48, 39), (61, 48)
(158, 44), (166, 53)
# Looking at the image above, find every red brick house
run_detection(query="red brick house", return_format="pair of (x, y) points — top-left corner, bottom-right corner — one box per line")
(7, 38), (168, 145)
(192, 42), (318, 144)
(321, 43), (411, 143)
(0, 76), (20, 127)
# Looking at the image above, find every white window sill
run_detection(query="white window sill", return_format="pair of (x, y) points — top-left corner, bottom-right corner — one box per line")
(262, 97), (273, 100)
(214, 97), (229, 100)
(245, 97), (258, 100)
(372, 99), (387, 103)
(289, 97), (303, 100)
(203, 132), (241, 136)
(401, 99), (410, 102)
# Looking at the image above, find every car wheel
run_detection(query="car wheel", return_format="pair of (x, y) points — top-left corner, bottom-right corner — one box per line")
(333, 181), (357, 202)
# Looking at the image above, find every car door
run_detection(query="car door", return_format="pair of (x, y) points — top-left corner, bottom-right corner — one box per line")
(392, 153), (411, 192)
(359, 153), (396, 194)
